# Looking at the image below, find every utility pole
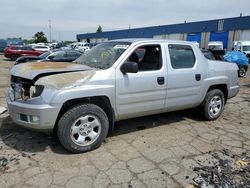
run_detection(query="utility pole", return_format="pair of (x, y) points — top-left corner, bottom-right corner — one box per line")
(48, 19), (52, 43)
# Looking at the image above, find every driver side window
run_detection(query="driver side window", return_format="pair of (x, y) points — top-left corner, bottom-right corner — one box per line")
(127, 45), (162, 71)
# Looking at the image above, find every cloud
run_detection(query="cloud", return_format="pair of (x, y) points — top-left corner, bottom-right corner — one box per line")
(0, 0), (249, 40)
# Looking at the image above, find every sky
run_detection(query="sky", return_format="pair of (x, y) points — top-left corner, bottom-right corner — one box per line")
(0, 0), (250, 41)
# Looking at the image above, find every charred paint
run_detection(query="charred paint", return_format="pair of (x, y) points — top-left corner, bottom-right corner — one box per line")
(11, 62), (92, 80)
(35, 71), (96, 89)
(26, 62), (75, 70)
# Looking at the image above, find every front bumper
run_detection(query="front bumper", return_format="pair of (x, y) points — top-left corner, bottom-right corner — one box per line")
(7, 95), (61, 133)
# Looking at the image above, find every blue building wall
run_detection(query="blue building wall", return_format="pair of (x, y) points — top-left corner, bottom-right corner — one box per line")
(187, 33), (202, 44)
(77, 16), (250, 41)
(210, 31), (229, 48)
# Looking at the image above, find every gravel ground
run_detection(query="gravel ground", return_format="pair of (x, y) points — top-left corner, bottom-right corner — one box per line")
(0, 54), (250, 188)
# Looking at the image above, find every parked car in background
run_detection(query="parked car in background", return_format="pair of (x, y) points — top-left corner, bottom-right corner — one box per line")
(235, 41), (250, 61)
(32, 45), (50, 52)
(41, 50), (83, 62)
(4, 45), (43, 60)
(201, 49), (215, 60)
(15, 51), (51, 64)
(224, 51), (249, 77)
(0, 39), (7, 52)
(15, 50), (82, 64)
(74, 42), (90, 53)
(89, 43), (98, 48)
(208, 41), (225, 60)
(208, 41), (223, 51)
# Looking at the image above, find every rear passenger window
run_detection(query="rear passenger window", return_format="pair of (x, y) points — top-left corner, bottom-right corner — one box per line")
(168, 44), (195, 69)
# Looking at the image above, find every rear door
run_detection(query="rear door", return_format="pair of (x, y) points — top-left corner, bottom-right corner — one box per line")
(165, 44), (204, 111)
(115, 43), (167, 120)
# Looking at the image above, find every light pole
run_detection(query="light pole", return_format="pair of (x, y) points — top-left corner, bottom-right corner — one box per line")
(48, 19), (52, 43)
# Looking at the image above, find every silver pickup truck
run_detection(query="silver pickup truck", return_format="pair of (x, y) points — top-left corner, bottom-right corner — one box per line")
(7, 39), (240, 153)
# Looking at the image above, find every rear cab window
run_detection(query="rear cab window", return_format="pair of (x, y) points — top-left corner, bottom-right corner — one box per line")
(168, 44), (196, 69)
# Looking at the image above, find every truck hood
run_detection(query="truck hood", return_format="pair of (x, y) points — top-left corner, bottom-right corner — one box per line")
(10, 62), (92, 80)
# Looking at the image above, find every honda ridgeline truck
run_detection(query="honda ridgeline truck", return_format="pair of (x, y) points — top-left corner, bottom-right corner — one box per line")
(7, 39), (240, 153)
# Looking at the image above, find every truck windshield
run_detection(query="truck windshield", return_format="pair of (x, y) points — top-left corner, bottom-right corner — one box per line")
(74, 42), (131, 69)
(243, 46), (250, 51)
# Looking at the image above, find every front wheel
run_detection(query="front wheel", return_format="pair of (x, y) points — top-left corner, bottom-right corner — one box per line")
(57, 104), (109, 153)
(10, 54), (19, 61)
(238, 66), (247, 77)
(200, 89), (225, 121)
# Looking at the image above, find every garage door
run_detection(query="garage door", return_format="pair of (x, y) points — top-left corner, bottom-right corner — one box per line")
(240, 30), (250, 41)
(187, 33), (202, 44)
(210, 31), (229, 48)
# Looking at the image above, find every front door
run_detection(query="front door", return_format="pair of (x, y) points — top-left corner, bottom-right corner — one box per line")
(115, 44), (167, 120)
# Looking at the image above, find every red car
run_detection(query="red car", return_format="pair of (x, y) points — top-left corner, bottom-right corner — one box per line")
(4, 45), (44, 60)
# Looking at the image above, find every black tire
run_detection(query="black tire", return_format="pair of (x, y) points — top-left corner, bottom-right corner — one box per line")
(200, 89), (225, 121)
(238, 66), (247, 77)
(57, 104), (109, 153)
(10, 54), (19, 61)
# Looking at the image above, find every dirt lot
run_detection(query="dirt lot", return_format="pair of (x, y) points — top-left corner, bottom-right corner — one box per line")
(0, 54), (250, 188)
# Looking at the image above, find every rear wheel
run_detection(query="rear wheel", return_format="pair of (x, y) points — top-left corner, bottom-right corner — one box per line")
(57, 104), (109, 153)
(238, 66), (247, 77)
(200, 89), (225, 121)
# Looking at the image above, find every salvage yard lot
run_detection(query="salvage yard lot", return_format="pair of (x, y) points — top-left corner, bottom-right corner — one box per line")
(0, 54), (250, 187)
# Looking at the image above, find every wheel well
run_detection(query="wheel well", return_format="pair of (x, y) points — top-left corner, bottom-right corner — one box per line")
(207, 84), (228, 101)
(54, 96), (115, 134)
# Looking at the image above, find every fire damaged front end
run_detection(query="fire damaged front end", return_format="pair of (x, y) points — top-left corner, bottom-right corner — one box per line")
(6, 62), (94, 132)
(7, 75), (62, 132)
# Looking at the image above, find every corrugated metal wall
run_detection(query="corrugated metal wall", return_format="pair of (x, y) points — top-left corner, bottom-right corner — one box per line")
(77, 16), (250, 50)
(240, 29), (250, 40)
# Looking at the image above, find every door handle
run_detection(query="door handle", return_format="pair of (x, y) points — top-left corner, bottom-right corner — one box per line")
(157, 77), (165, 85)
(195, 74), (201, 81)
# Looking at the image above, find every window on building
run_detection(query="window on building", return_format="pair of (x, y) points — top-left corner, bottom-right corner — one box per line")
(168, 44), (195, 69)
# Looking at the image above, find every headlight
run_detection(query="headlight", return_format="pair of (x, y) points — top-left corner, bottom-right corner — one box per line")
(12, 83), (24, 100)
(30, 85), (44, 98)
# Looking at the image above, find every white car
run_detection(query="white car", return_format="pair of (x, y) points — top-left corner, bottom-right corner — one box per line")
(235, 41), (250, 57)
(74, 42), (90, 53)
(208, 41), (223, 51)
(33, 45), (50, 52)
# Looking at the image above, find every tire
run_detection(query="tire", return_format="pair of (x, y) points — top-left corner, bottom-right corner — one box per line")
(10, 54), (18, 61)
(238, 66), (247, 77)
(200, 89), (225, 121)
(57, 104), (109, 153)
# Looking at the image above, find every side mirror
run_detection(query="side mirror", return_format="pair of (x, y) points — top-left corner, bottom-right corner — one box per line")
(120, 61), (138, 74)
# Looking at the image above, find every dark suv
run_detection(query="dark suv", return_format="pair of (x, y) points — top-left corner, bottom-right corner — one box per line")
(15, 50), (83, 64)
(4, 45), (43, 60)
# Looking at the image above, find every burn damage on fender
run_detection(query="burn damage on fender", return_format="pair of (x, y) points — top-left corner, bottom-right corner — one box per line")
(10, 62), (95, 100)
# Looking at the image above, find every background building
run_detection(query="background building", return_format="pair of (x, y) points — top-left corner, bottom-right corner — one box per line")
(77, 16), (250, 50)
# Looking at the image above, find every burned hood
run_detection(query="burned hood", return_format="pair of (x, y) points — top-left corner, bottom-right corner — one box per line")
(35, 70), (96, 89)
(10, 62), (92, 80)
